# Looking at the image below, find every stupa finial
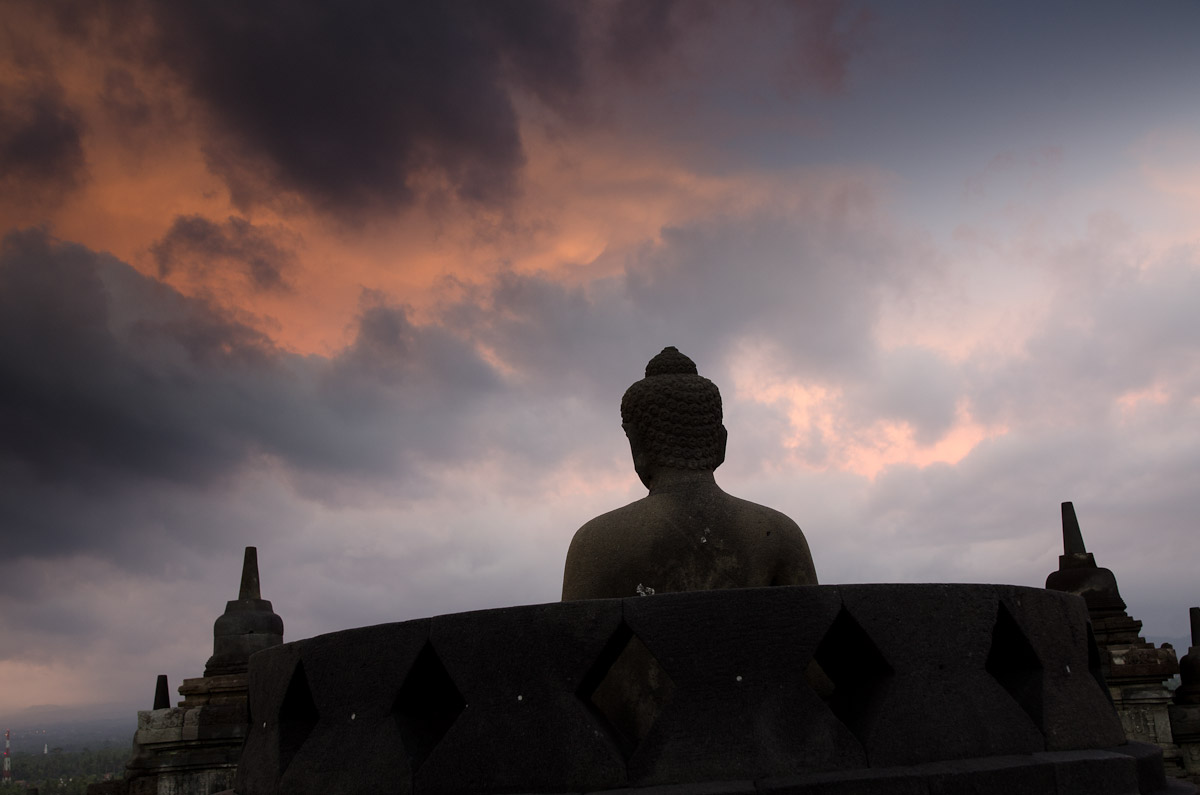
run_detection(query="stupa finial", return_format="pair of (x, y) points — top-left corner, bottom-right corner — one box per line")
(204, 546), (284, 677)
(1061, 501), (1087, 555)
(239, 547), (261, 600)
(1045, 501), (1126, 616)
(153, 674), (170, 710)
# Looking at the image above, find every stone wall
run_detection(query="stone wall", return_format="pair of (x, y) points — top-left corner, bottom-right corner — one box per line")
(235, 584), (1186, 795)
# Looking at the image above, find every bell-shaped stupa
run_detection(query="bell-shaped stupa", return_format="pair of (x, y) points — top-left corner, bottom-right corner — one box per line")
(205, 546), (285, 677)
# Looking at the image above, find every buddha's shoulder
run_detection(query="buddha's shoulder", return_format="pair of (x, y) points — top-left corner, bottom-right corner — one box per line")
(573, 496), (657, 538)
(722, 492), (804, 533)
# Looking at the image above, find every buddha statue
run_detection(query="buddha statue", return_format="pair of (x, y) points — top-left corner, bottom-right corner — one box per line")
(562, 346), (816, 600)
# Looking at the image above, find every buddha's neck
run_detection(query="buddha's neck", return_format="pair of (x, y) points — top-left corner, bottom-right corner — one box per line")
(646, 468), (717, 494)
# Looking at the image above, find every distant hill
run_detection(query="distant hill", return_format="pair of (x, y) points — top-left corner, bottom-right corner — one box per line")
(1, 705), (136, 754)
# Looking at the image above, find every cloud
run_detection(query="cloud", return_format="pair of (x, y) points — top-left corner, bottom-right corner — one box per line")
(3, 201), (1199, 718)
(437, 171), (922, 391)
(0, 228), (515, 513)
(599, 0), (687, 81)
(0, 77), (87, 206)
(138, 1), (590, 213)
(98, 67), (155, 129)
(1, 0), (875, 233)
(779, 0), (873, 93)
(0, 228), (280, 488)
(966, 241), (1200, 431)
(151, 214), (296, 292)
(18, 0), (868, 220)
(851, 346), (962, 446)
(0, 167), (923, 557)
(4, 0), (1200, 728)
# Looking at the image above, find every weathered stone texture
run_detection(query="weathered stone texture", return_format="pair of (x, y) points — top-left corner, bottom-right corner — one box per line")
(235, 584), (1170, 795)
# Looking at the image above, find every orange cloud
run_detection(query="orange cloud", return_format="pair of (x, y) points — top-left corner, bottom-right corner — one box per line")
(0, 6), (891, 363)
(7, 25), (894, 362)
(836, 412), (1006, 479)
(728, 341), (1007, 479)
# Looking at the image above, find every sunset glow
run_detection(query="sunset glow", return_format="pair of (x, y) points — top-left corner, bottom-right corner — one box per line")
(2, 0), (1199, 722)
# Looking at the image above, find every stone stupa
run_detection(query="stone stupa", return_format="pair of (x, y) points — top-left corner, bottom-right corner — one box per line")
(90, 547), (283, 795)
(1047, 502), (1183, 775)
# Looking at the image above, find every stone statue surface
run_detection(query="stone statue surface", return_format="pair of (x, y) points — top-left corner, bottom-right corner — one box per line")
(562, 346), (816, 601)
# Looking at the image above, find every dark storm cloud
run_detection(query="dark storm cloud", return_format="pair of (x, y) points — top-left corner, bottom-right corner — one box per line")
(140, 0), (589, 212)
(0, 228), (274, 488)
(0, 230), (515, 568)
(28, 0), (866, 217)
(311, 295), (506, 480)
(600, 0), (688, 81)
(0, 230), (501, 517)
(0, 77), (86, 203)
(334, 295), (496, 392)
(151, 214), (294, 292)
(6, 0), (874, 220)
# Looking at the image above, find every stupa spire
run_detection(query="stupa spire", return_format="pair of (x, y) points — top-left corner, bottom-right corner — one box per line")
(238, 547), (261, 600)
(153, 675), (170, 710)
(1061, 501), (1087, 555)
(204, 546), (284, 678)
(1045, 500), (1126, 616)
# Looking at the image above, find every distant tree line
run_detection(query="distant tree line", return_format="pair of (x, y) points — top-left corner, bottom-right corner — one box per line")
(9, 747), (128, 794)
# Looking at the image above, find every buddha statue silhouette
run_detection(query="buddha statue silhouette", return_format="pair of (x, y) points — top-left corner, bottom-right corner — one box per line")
(563, 346), (816, 600)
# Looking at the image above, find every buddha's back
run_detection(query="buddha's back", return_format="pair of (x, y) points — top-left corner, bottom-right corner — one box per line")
(562, 347), (816, 601)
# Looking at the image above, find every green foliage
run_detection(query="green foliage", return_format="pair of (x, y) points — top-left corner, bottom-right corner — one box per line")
(9, 746), (128, 794)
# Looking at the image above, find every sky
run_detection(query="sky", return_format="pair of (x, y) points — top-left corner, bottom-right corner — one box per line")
(2, 0), (1199, 723)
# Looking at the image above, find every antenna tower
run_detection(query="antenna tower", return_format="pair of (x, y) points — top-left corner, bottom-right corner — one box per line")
(3, 728), (11, 785)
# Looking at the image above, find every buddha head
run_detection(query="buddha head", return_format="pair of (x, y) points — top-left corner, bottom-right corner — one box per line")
(620, 346), (727, 487)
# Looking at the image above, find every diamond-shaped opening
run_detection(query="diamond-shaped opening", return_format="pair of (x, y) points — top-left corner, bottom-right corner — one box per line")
(1086, 621), (1115, 707)
(278, 660), (319, 777)
(986, 602), (1044, 728)
(392, 641), (465, 772)
(809, 607), (893, 743)
(577, 621), (675, 759)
